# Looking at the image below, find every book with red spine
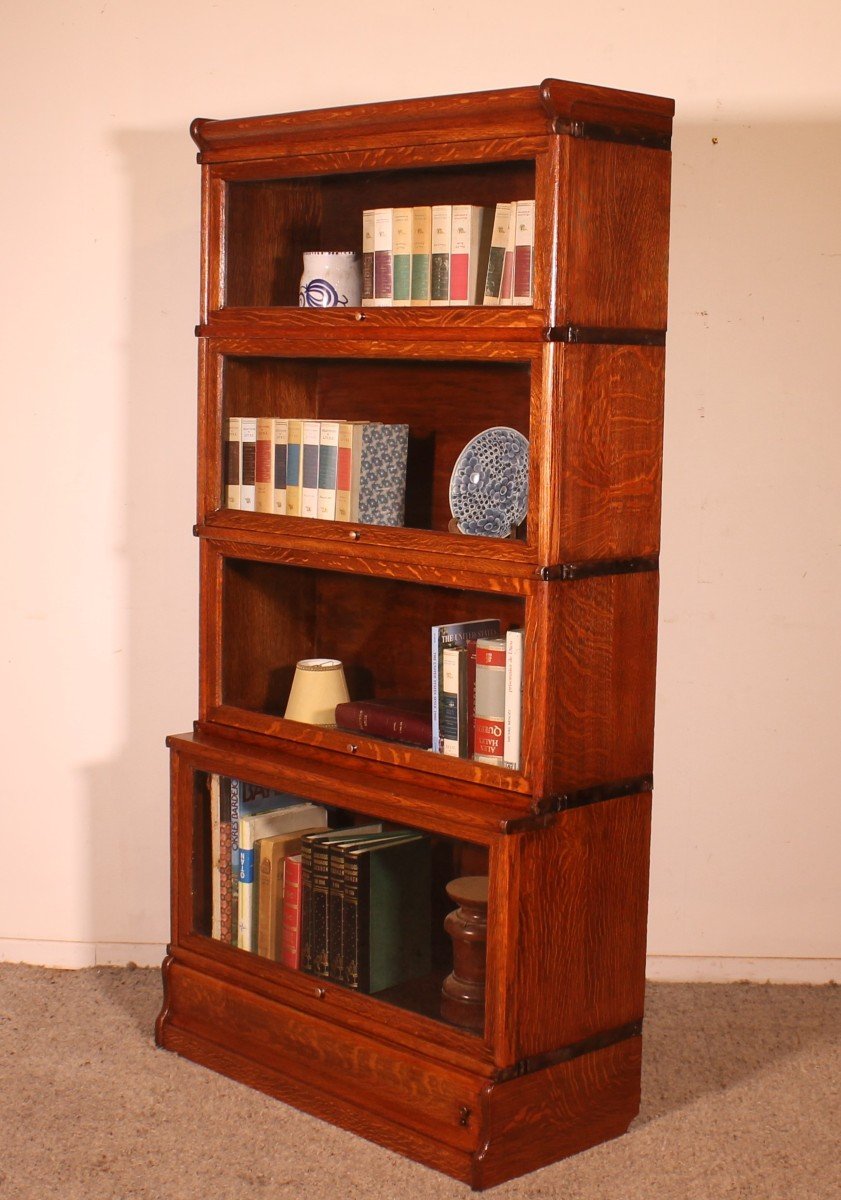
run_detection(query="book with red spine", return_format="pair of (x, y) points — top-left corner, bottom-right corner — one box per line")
(255, 416), (274, 513)
(473, 636), (507, 765)
(280, 853), (303, 969)
(335, 698), (432, 749)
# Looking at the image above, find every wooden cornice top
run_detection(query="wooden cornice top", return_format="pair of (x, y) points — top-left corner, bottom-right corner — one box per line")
(191, 78), (675, 163)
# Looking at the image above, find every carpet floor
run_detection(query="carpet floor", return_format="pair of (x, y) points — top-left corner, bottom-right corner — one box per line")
(0, 965), (838, 1199)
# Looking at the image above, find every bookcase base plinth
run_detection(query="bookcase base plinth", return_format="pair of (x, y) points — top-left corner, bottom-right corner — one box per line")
(156, 955), (641, 1189)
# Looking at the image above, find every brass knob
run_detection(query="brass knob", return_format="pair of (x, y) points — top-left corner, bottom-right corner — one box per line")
(349, 530), (360, 541)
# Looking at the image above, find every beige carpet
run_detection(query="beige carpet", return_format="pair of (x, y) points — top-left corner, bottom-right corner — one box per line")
(0, 965), (838, 1199)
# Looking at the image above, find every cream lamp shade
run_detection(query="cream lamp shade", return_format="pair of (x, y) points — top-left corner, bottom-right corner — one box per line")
(284, 658), (349, 725)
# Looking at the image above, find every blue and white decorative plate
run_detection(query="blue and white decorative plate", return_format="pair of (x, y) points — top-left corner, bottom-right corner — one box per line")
(449, 427), (529, 538)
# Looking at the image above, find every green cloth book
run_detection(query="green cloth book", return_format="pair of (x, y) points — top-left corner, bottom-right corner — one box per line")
(341, 834), (431, 994)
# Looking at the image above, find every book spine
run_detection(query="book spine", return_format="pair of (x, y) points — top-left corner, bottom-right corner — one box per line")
(219, 818), (232, 943)
(255, 416), (274, 512)
(237, 836), (255, 952)
(239, 417), (257, 511)
(335, 421), (354, 522)
(229, 777), (240, 944)
(272, 417), (288, 515)
(474, 636), (507, 765)
(483, 201), (513, 305)
(391, 206), (412, 306)
(210, 774), (222, 940)
(280, 854), (303, 969)
(503, 628), (525, 770)
(225, 417), (241, 509)
(441, 646), (468, 757)
(310, 839), (331, 977)
(449, 204), (474, 305)
(361, 209), (375, 306)
(410, 206), (432, 305)
(499, 205), (517, 305)
(316, 420), (340, 520)
(342, 850), (367, 990)
(328, 844), (346, 982)
(512, 199), (536, 306)
(285, 418), (303, 517)
(300, 837), (315, 972)
(430, 204), (452, 305)
(301, 419), (320, 518)
(334, 701), (432, 748)
(373, 207), (394, 306)
(256, 839), (274, 957)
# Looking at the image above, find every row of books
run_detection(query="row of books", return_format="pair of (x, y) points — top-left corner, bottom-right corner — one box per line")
(362, 200), (535, 307)
(225, 416), (409, 526)
(333, 619), (525, 770)
(208, 776), (430, 994)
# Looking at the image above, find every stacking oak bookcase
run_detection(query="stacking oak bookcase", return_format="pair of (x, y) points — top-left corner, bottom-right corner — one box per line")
(156, 79), (673, 1189)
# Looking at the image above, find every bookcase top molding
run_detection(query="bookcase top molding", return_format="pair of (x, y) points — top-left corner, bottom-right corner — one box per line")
(190, 78), (675, 163)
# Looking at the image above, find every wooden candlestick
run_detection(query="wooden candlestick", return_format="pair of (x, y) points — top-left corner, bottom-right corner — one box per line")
(441, 875), (488, 1032)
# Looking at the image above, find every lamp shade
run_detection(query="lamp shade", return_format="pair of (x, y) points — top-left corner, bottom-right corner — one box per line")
(284, 658), (349, 725)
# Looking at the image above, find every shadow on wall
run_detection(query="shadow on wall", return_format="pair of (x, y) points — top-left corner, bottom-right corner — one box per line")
(85, 127), (199, 991)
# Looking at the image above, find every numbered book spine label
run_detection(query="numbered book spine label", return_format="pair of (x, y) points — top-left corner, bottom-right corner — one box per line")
(239, 417), (257, 511)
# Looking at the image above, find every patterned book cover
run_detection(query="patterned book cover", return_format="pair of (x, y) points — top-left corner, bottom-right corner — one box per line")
(357, 423), (409, 527)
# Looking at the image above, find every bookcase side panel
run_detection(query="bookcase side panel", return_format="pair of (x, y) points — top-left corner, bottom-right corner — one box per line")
(549, 343), (665, 561)
(564, 140), (671, 331)
(507, 794), (651, 1060)
(541, 572), (658, 793)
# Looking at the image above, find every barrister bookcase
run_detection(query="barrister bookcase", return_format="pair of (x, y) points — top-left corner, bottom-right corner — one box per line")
(156, 78), (673, 1188)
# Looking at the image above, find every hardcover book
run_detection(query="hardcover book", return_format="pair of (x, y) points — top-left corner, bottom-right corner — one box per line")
(280, 853), (303, 969)
(316, 420), (341, 520)
(361, 209), (375, 306)
(301, 419), (321, 518)
(512, 199), (536, 306)
(498, 208), (517, 305)
(391, 207), (413, 306)
(335, 420), (364, 522)
(357, 423), (409, 527)
(449, 205), (493, 305)
(300, 825), (383, 976)
(334, 698), (432, 749)
(430, 204), (452, 305)
(237, 803), (327, 953)
(285, 418), (304, 517)
(255, 416), (274, 513)
(474, 636), (507, 765)
(483, 201), (514, 305)
(373, 207), (394, 306)
(503, 628), (525, 770)
(410, 206), (432, 305)
(440, 645), (468, 757)
(239, 417), (257, 511)
(272, 417), (288, 515)
(342, 833), (431, 994)
(431, 619), (501, 753)
(256, 829), (322, 960)
(225, 416), (242, 509)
